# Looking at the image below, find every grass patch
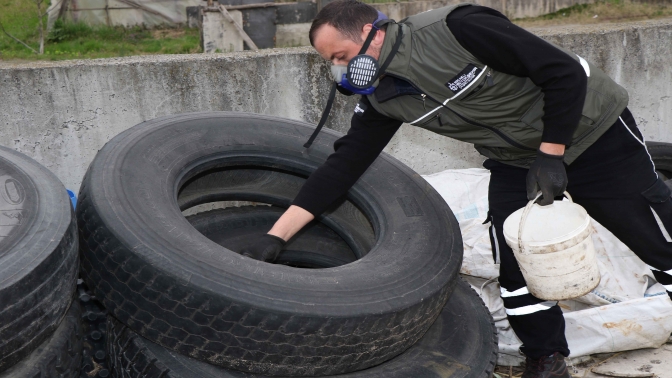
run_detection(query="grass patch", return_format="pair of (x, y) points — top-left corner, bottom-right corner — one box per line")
(0, 0), (200, 61)
(3, 0), (672, 61)
(514, 0), (672, 27)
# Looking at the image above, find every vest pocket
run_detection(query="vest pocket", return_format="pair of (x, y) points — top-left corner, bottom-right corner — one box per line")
(460, 80), (486, 101)
(409, 95), (443, 127)
(572, 88), (617, 144)
(415, 114), (439, 127)
(579, 88), (613, 126)
(518, 93), (545, 131)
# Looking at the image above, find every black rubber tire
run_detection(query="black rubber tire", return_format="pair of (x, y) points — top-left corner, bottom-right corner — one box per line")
(0, 301), (83, 378)
(186, 206), (357, 269)
(107, 278), (497, 378)
(78, 280), (111, 378)
(178, 169), (376, 259)
(647, 141), (672, 181)
(78, 112), (462, 376)
(0, 146), (79, 372)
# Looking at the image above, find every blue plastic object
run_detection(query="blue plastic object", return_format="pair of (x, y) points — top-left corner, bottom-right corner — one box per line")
(67, 189), (77, 210)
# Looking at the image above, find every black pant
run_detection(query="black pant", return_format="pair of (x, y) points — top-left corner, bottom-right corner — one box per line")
(485, 108), (672, 359)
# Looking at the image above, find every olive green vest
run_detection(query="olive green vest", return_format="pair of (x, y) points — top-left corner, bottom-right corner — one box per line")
(367, 3), (629, 167)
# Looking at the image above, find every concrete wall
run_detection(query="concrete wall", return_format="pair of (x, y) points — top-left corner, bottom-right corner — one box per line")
(371, 0), (594, 21)
(1, 18), (671, 191)
(531, 19), (672, 142)
(276, 0), (597, 48)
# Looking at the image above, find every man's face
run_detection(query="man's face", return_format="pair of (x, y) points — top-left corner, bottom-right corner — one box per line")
(313, 24), (379, 66)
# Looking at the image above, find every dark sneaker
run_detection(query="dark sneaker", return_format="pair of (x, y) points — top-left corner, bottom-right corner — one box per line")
(522, 352), (571, 378)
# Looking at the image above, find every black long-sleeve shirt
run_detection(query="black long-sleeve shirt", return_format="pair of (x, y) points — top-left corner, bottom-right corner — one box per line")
(293, 5), (587, 216)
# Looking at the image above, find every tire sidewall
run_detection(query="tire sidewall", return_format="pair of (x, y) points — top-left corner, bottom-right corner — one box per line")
(84, 112), (461, 316)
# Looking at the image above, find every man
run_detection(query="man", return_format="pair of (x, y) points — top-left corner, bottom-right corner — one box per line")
(240, 1), (672, 377)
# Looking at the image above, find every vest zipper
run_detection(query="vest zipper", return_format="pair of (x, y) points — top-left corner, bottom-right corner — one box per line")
(486, 70), (494, 87)
(420, 91), (535, 151)
(462, 70), (492, 100)
(383, 73), (534, 151)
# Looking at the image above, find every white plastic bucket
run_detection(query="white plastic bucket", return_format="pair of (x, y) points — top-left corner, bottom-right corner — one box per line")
(503, 192), (600, 300)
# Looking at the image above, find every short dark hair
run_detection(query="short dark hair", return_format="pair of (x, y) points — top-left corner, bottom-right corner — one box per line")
(309, 0), (379, 46)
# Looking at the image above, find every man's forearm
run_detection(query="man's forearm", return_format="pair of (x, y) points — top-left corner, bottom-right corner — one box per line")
(539, 142), (565, 156)
(267, 205), (315, 241)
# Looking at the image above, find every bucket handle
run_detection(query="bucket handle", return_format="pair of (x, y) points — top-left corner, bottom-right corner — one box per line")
(518, 191), (573, 255)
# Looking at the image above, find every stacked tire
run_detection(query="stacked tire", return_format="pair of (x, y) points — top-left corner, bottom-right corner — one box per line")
(0, 146), (81, 377)
(76, 112), (497, 377)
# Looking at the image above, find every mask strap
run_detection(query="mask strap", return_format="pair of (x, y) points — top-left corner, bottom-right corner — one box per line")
(304, 17), (395, 149)
(303, 82), (337, 148)
(378, 23), (403, 74)
(359, 31), (376, 55)
(358, 16), (383, 55)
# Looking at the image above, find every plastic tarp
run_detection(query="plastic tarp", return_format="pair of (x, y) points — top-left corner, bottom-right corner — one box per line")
(422, 168), (672, 365)
(48, 0), (202, 27)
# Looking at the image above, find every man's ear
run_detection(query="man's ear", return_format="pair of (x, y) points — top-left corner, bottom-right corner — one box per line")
(360, 23), (373, 43)
(371, 25), (385, 48)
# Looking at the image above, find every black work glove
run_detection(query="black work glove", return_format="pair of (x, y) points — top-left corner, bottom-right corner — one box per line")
(526, 150), (568, 206)
(240, 234), (286, 262)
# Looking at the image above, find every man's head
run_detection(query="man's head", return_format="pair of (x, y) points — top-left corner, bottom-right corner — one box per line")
(309, 0), (386, 65)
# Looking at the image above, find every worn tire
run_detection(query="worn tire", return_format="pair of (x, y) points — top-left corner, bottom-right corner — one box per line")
(78, 112), (462, 376)
(0, 301), (83, 378)
(107, 278), (496, 378)
(0, 146), (79, 372)
(186, 206), (357, 268)
(647, 141), (672, 181)
(78, 280), (111, 378)
(178, 170), (375, 259)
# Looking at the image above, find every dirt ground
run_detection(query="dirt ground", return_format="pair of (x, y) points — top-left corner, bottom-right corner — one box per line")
(494, 341), (672, 378)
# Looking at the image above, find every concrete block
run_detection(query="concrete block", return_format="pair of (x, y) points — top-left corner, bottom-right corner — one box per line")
(276, 23), (312, 48)
(202, 9), (244, 53)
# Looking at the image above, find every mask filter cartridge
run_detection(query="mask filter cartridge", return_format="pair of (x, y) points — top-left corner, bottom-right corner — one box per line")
(347, 55), (380, 89)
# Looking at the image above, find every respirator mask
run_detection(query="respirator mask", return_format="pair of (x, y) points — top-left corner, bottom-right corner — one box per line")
(330, 11), (389, 96)
(304, 12), (404, 148)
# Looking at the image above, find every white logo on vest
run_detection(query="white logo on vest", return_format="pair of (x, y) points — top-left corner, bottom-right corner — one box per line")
(354, 102), (367, 115)
(445, 64), (482, 94)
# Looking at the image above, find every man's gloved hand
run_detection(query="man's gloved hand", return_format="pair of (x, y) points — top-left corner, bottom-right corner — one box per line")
(240, 234), (286, 262)
(526, 150), (568, 206)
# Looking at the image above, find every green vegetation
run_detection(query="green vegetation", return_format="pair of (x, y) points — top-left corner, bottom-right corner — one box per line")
(0, 0), (200, 61)
(2, 0), (672, 61)
(514, 0), (672, 27)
